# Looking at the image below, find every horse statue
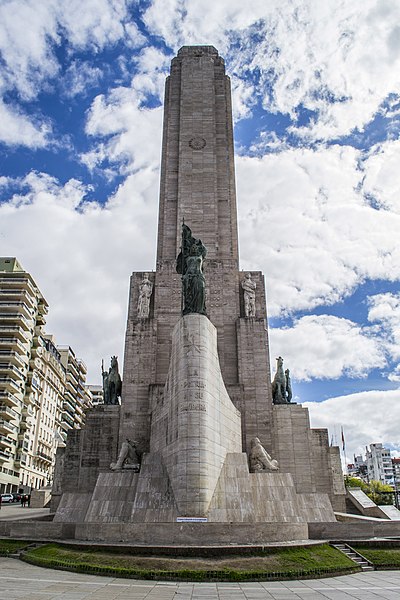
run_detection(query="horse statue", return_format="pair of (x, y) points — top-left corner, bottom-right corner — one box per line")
(272, 356), (291, 404)
(102, 356), (122, 405)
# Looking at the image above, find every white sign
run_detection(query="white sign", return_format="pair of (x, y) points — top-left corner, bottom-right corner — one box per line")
(176, 517), (208, 522)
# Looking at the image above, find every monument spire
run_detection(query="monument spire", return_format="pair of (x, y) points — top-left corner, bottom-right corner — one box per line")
(156, 46), (239, 266)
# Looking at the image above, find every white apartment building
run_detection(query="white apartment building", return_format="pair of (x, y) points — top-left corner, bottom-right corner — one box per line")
(58, 347), (92, 441)
(0, 257), (48, 493)
(0, 258), (93, 493)
(19, 335), (66, 490)
(87, 384), (103, 406)
(366, 443), (393, 485)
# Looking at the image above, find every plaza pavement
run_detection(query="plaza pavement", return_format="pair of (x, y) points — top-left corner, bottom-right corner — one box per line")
(1, 557), (400, 599)
(0, 502), (50, 520)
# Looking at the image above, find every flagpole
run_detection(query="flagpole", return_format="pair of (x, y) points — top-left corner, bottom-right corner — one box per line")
(341, 426), (348, 474)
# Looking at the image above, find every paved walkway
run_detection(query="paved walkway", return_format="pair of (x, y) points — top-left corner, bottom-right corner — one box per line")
(1, 558), (400, 599)
(0, 503), (50, 520)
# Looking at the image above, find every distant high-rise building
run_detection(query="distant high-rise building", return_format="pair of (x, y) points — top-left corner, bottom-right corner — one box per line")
(0, 257), (48, 493)
(87, 384), (103, 406)
(58, 347), (91, 438)
(0, 258), (93, 493)
(366, 443), (393, 485)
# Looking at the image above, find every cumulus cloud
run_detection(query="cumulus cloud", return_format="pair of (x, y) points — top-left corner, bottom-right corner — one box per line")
(144, 0), (400, 141)
(0, 0), (136, 147)
(0, 169), (159, 383)
(236, 143), (400, 315)
(0, 100), (50, 147)
(304, 389), (400, 459)
(61, 61), (103, 98)
(269, 315), (384, 381)
(82, 85), (164, 175)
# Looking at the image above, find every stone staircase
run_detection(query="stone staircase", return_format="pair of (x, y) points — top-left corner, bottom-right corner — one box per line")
(331, 542), (374, 572)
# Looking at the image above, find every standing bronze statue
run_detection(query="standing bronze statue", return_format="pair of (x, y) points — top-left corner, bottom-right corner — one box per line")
(176, 223), (207, 316)
(101, 356), (122, 405)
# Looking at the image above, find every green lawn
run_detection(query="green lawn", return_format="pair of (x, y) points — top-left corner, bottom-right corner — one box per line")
(20, 542), (357, 581)
(352, 545), (400, 568)
(0, 539), (32, 555)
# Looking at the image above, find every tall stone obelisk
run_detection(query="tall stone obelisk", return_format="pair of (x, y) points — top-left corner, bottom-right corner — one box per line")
(52, 47), (345, 530)
(122, 46), (274, 455)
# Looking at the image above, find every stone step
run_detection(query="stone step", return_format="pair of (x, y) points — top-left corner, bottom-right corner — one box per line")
(331, 543), (374, 572)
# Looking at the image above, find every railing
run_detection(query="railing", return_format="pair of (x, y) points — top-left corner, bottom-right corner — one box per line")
(0, 419), (18, 433)
(0, 404), (19, 419)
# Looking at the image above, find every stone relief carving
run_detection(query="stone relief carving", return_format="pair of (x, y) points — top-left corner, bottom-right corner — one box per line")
(176, 223), (207, 316)
(272, 356), (293, 404)
(249, 437), (279, 473)
(137, 273), (153, 319)
(110, 438), (141, 471)
(102, 356), (122, 405)
(241, 272), (256, 317)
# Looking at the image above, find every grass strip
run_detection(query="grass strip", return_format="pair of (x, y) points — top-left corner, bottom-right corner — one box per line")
(0, 539), (32, 556)
(351, 545), (400, 569)
(20, 543), (358, 581)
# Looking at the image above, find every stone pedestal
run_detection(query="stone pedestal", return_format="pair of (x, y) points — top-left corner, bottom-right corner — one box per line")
(151, 314), (242, 517)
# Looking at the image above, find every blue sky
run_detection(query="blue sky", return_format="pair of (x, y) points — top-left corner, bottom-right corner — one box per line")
(0, 0), (400, 461)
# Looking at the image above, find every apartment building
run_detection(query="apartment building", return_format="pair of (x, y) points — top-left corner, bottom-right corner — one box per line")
(0, 258), (93, 493)
(87, 384), (103, 406)
(58, 347), (92, 440)
(366, 443), (393, 485)
(0, 257), (48, 492)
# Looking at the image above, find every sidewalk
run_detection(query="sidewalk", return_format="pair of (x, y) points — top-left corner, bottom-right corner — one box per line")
(0, 503), (50, 521)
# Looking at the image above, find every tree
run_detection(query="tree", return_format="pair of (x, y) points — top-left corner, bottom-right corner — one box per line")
(345, 476), (394, 505)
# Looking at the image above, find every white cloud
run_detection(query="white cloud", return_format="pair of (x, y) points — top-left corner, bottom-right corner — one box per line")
(0, 169), (159, 383)
(362, 139), (400, 214)
(269, 315), (384, 381)
(304, 389), (400, 460)
(236, 143), (400, 315)
(82, 88), (163, 174)
(62, 61), (103, 98)
(0, 100), (50, 147)
(368, 292), (400, 382)
(0, 0), (137, 147)
(144, 0), (400, 141)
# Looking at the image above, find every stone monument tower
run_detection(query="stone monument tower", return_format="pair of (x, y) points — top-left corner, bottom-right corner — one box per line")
(52, 47), (345, 544)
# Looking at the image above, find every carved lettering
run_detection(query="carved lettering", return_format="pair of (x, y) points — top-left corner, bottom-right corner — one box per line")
(180, 403), (206, 412)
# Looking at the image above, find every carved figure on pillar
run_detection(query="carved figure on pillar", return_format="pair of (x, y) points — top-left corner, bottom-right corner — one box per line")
(249, 437), (279, 472)
(102, 356), (122, 405)
(285, 368), (293, 402)
(137, 273), (153, 319)
(176, 223), (207, 316)
(241, 272), (256, 317)
(272, 356), (293, 404)
(110, 438), (141, 471)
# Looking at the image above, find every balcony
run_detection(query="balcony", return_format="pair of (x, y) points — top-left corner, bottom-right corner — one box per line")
(0, 324), (29, 342)
(62, 410), (74, 427)
(18, 417), (33, 431)
(0, 363), (24, 380)
(0, 377), (22, 394)
(0, 419), (18, 434)
(0, 301), (33, 318)
(0, 276), (35, 294)
(22, 405), (35, 418)
(34, 450), (52, 464)
(0, 338), (26, 353)
(0, 350), (26, 368)
(0, 390), (23, 409)
(14, 452), (27, 465)
(0, 434), (13, 449)
(0, 403), (19, 421)
(0, 449), (11, 462)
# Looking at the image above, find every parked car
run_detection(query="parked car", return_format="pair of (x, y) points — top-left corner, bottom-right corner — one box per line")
(12, 493), (21, 503)
(0, 493), (14, 503)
